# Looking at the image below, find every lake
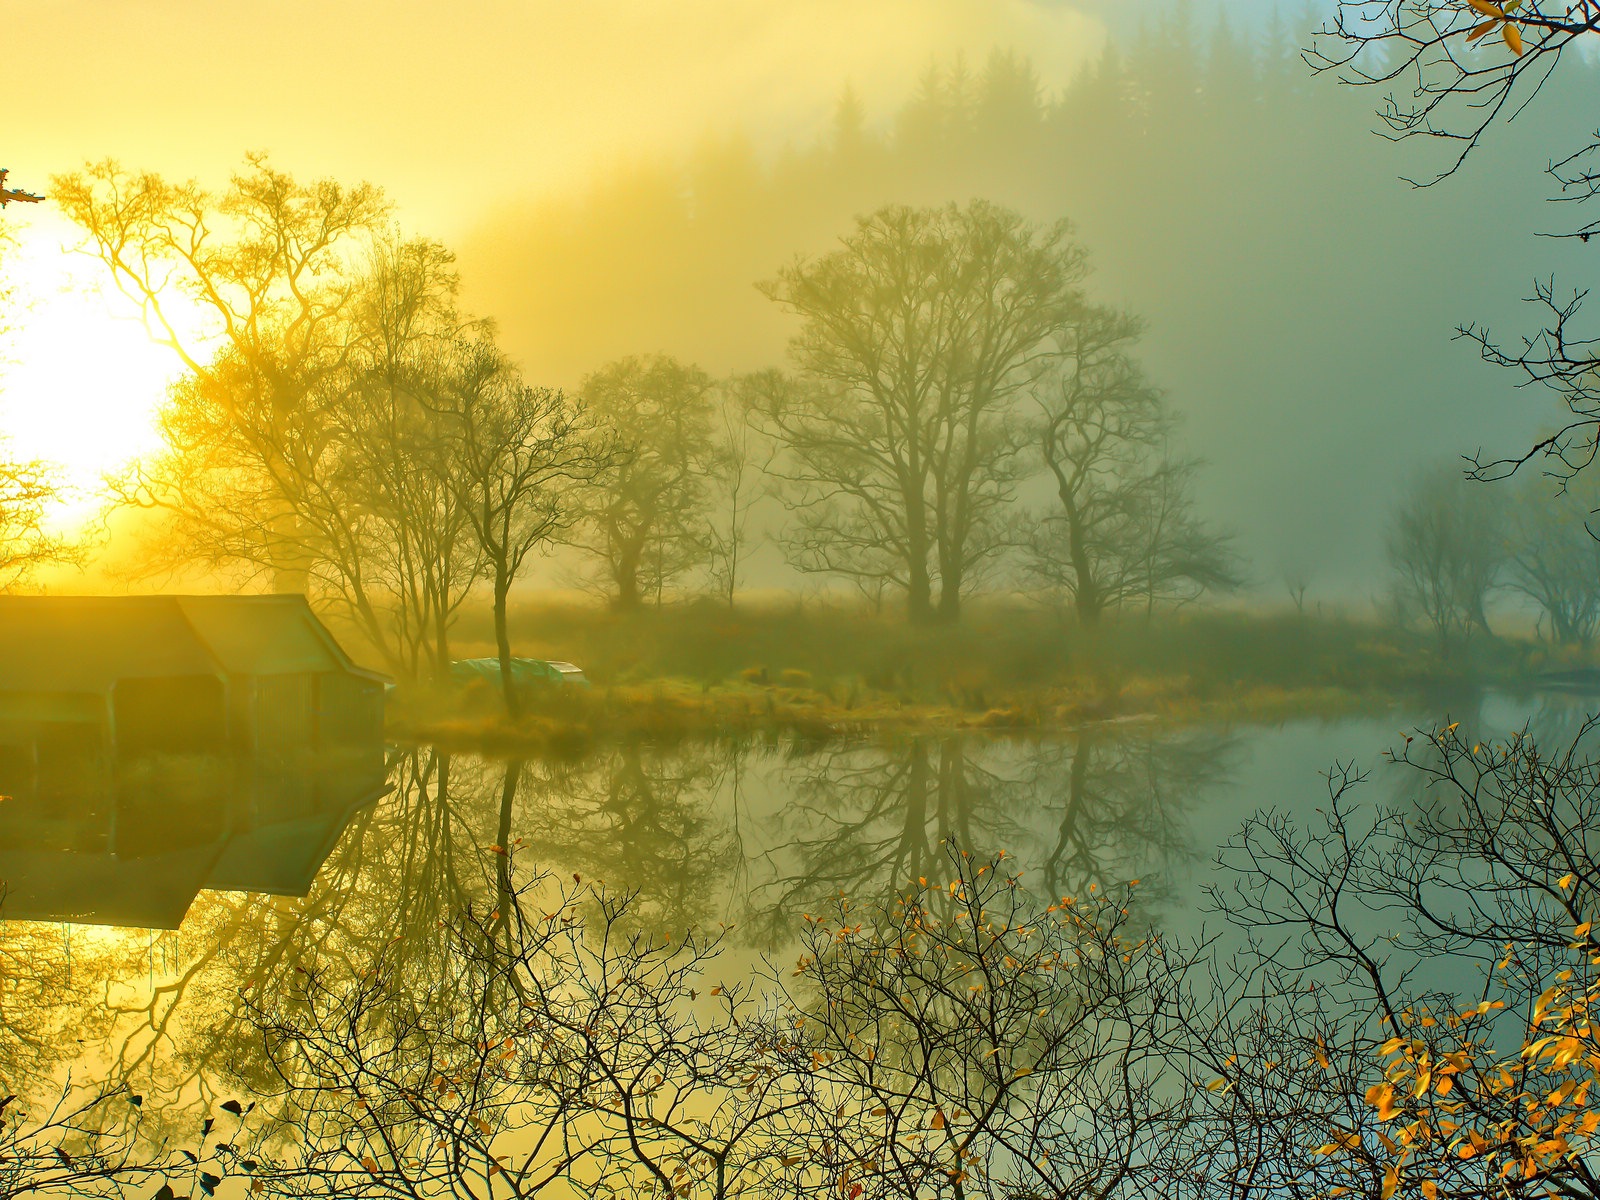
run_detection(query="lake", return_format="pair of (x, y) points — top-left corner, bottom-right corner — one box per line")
(1, 686), (1592, 1194)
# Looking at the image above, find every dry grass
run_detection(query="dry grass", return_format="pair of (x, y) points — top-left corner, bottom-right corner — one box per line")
(379, 599), (1553, 751)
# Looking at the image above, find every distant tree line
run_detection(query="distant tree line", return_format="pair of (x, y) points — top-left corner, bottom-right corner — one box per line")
(1386, 462), (1600, 649)
(46, 157), (1237, 685)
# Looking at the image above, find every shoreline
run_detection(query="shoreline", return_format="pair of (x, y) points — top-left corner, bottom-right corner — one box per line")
(387, 677), (1401, 755)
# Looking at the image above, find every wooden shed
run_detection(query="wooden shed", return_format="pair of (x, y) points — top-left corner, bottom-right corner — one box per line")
(0, 595), (387, 793)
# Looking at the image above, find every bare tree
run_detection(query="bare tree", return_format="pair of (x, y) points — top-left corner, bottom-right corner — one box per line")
(52, 161), (509, 680)
(1309, 5), (1600, 485)
(757, 201), (1087, 624)
(705, 376), (768, 609)
(0, 458), (74, 589)
(429, 339), (607, 714)
(1386, 462), (1504, 646)
(1501, 470), (1600, 645)
(1202, 717), (1600, 1200)
(1282, 561), (1315, 616)
(1029, 309), (1237, 623)
(51, 157), (387, 597)
(574, 355), (716, 610)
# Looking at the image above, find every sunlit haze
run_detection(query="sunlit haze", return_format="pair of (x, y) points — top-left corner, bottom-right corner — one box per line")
(0, 210), (217, 530)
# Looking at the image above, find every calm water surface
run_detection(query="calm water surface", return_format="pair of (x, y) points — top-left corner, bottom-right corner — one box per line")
(1, 688), (1592, 1134)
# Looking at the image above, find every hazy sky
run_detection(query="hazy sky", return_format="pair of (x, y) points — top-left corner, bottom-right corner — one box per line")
(8, 0), (1125, 239)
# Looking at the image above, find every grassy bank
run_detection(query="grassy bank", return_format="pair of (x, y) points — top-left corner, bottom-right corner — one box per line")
(382, 600), (1580, 751)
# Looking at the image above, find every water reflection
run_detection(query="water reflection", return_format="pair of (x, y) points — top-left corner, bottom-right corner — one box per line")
(0, 755), (388, 927)
(745, 729), (1236, 942)
(515, 743), (742, 929)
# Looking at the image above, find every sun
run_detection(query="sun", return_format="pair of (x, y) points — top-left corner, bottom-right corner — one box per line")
(0, 207), (219, 532)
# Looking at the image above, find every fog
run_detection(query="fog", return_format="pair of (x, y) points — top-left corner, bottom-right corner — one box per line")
(454, 10), (1593, 596)
(8, 0), (1590, 600)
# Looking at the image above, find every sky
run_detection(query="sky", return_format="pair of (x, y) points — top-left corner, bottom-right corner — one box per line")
(0, 0), (1120, 522)
(4, 0), (1524, 602)
(6, 0), (1117, 241)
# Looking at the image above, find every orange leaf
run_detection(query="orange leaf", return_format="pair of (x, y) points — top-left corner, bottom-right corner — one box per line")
(1503, 22), (1524, 54)
(1466, 0), (1506, 16)
(1366, 1083), (1402, 1122)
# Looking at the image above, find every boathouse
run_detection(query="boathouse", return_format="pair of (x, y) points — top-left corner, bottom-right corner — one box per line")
(0, 595), (388, 775)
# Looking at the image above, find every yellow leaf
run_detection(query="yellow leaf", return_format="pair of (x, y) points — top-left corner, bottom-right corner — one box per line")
(1382, 1164), (1399, 1200)
(1422, 1181), (1439, 1200)
(1578, 922), (1593, 939)
(930, 1111), (946, 1130)
(1560, 874), (1575, 890)
(1466, 0), (1505, 15)
(1503, 21), (1524, 55)
(1467, 17), (1497, 40)
(1366, 1082), (1401, 1122)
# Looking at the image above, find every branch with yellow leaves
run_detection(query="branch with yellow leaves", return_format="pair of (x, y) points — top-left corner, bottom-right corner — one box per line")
(1208, 718), (1600, 1198)
(1309, 1), (1600, 184)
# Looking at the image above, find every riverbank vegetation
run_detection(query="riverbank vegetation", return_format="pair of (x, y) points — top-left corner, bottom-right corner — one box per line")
(383, 599), (1588, 751)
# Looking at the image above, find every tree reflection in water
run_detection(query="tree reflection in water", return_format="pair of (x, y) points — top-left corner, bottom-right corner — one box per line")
(0, 728), (1240, 1197)
(746, 729), (1236, 943)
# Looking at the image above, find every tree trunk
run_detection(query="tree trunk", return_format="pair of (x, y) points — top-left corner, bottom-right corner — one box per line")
(493, 564), (519, 718)
(1062, 497), (1102, 626)
(906, 531), (935, 624)
(432, 581), (453, 686)
(613, 540), (644, 610)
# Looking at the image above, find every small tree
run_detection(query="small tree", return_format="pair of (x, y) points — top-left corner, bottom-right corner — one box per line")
(704, 376), (767, 609)
(431, 338), (607, 714)
(1386, 464), (1503, 646)
(575, 355), (716, 609)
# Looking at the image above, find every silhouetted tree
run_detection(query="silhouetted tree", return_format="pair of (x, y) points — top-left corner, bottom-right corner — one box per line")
(1501, 471), (1600, 646)
(704, 376), (767, 609)
(429, 339), (607, 714)
(1386, 464), (1503, 646)
(0, 457), (73, 589)
(1028, 308), (1237, 622)
(574, 355), (716, 610)
(758, 201), (1086, 624)
(52, 161), (519, 680)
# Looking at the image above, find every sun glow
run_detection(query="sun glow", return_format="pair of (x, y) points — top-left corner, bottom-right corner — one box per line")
(0, 209), (218, 532)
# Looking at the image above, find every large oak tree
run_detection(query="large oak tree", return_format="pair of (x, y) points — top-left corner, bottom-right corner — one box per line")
(758, 200), (1086, 624)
